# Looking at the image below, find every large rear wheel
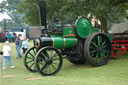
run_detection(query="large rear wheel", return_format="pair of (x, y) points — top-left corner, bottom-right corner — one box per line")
(84, 32), (112, 66)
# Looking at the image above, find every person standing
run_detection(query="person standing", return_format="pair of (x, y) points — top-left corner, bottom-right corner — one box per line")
(2, 41), (15, 70)
(94, 22), (102, 32)
(15, 34), (22, 58)
(22, 37), (28, 54)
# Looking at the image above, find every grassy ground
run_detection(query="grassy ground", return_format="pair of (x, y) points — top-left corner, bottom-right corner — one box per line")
(0, 41), (128, 85)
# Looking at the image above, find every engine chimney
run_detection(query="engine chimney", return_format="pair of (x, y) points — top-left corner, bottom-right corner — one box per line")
(39, 0), (47, 28)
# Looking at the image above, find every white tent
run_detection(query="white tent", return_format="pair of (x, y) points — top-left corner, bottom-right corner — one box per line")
(111, 21), (128, 33)
(0, 13), (11, 21)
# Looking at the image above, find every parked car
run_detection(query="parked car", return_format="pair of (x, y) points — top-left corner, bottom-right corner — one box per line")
(0, 32), (7, 42)
(7, 32), (15, 42)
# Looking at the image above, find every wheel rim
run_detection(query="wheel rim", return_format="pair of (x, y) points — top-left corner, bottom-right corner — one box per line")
(24, 47), (37, 72)
(85, 33), (112, 66)
(35, 47), (63, 76)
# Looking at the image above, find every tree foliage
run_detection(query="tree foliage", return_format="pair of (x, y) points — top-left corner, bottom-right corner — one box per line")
(0, 0), (26, 28)
(18, 0), (40, 26)
(0, 1), (7, 13)
(18, 0), (128, 33)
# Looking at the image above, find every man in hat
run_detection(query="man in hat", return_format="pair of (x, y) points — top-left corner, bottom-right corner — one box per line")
(2, 41), (15, 70)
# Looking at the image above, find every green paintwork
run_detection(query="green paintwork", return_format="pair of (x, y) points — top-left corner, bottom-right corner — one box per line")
(51, 35), (77, 49)
(76, 17), (92, 38)
(108, 34), (114, 41)
(91, 27), (99, 33)
(63, 27), (76, 37)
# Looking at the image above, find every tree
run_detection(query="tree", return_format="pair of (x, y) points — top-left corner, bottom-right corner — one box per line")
(18, 0), (68, 25)
(6, 0), (25, 27)
(0, 1), (7, 13)
(63, 0), (128, 33)
(18, 0), (40, 26)
(0, 0), (26, 28)
(18, 0), (128, 33)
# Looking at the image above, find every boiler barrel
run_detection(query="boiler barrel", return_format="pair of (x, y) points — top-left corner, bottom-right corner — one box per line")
(34, 36), (77, 49)
(51, 35), (77, 49)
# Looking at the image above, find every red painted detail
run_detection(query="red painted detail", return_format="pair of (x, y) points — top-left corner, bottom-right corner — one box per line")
(112, 40), (128, 42)
(111, 51), (118, 59)
(111, 33), (128, 59)
(68, 34), (74, 36)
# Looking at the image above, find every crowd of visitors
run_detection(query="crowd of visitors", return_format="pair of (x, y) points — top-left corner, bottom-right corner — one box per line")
(1, 34), (28, 70)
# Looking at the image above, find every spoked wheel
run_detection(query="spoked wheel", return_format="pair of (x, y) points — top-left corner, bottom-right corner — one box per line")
(24, 47), (37, 72)
(35, 46), (63, 76)
(84, 32), (112, 66)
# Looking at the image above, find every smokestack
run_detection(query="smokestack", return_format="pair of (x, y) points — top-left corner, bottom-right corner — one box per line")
(39, 0), (47, 28)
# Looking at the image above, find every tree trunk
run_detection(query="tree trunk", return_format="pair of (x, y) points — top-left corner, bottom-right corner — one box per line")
(100, 15), (108, 34)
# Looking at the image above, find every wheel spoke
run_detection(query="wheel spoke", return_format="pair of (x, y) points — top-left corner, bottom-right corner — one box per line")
(100, 53), (105, 61)
(28, 52), (35, 58)
(101, 40), (106, 46)
(48, 65), (51, 73)
(50, 50), (54, 57)
(91, 41), (98, 48)
(52, 53), (58, 58)
(45, 50), (50, 58)
(97, 36), (100, 46)
(29, 62), (34, 68)
(38, 60), (45, 69)
(102, 45), (107, 49)
(90, 52), (95, 58)
(26, 59), (34, 64)
(90, 50), (97, 54)
(44, 64), (48, 72)
(33, 49), (36, 55)
(98, 53), (103, 62)
(89, 45), (96, 49)
(41, 63), (47, 71)
(95, 53), (99, 63)
(100, 36), (103, 44)
(51, 64), (56, 71)
(41, 52), (47, 58)
(26, 56), (34, 59)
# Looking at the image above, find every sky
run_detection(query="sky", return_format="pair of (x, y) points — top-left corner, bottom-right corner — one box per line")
(0, 0), (11, 21)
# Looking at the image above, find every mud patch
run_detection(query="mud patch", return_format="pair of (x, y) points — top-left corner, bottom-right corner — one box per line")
(1, 75), (16, 78)
(26, 77), (42, 80)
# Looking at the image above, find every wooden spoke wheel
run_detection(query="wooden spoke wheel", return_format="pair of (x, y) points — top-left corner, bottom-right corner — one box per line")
(84, 32), (112, 66)
(35, 46), (63, 76)
(24, 47), (37, 72)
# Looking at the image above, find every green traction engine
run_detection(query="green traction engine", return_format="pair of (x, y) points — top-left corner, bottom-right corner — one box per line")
(24, 0), (112, 76)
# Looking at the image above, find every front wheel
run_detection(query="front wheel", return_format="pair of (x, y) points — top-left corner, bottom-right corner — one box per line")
(35, 46), (63, 76)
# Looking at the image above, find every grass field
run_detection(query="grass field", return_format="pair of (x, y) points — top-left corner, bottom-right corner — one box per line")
(0, 41), (128, 85)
